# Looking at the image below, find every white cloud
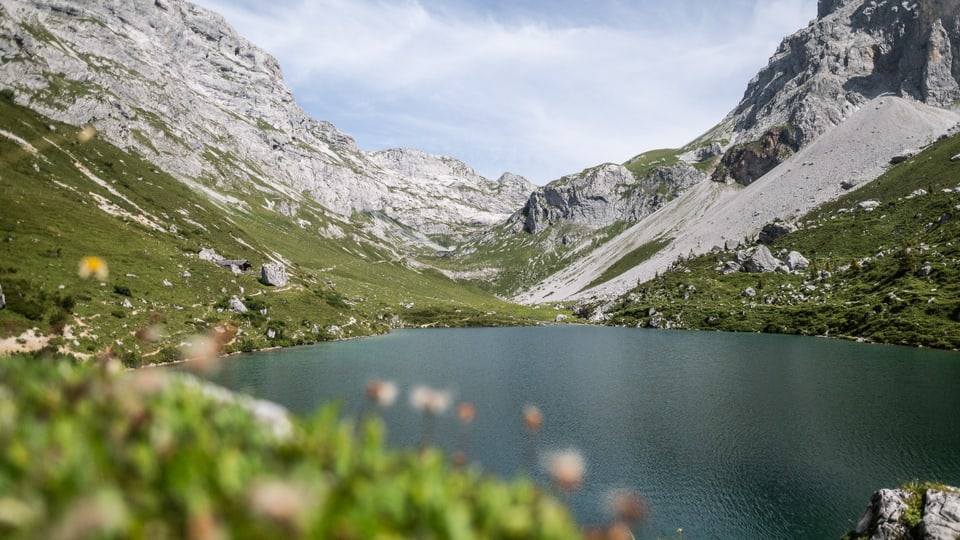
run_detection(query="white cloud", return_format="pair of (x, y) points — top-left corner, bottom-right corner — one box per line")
(194, 0), (817, 183)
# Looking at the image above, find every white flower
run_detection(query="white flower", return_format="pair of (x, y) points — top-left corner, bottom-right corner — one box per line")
(365, 379), (398, 407)
(410, 385), (451, 415)
(544, 449), (585, 491)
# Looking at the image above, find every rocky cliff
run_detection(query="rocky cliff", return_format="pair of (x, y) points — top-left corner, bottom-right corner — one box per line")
(847, 486), (960, 540)
(367, 148), (534, 238)
(0, 0), (528, 245)
(720, 0), (960, 148)
(512, 163), (704, 236)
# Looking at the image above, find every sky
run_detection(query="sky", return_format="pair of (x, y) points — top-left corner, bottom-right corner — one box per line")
(191, 0), (818, 184)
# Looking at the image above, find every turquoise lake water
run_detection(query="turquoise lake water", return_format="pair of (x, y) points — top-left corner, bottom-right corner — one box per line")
(195, 326), (960, 539)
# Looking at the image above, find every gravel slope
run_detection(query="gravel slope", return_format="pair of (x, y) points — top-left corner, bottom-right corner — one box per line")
(517, 96), (960, 304)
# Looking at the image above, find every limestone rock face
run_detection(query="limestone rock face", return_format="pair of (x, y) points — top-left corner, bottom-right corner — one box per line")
(0, 0), (528, 246)
(512, 163), (705, 236)
(854, 489), (913, 540)
(851, 486), (960, 540)
(712, 127), (801, 185)
(367, 148), (534, 237)
(260, 263), (287, 287)
(718, 0), (960, 148)
(921, 489), (960, 539)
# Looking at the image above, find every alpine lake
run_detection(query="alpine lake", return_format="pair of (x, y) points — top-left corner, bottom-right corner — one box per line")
(188, 326), (960, 539)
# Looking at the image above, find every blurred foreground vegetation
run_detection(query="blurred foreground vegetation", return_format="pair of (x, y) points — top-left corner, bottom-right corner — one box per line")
(0, 354), (580, 539)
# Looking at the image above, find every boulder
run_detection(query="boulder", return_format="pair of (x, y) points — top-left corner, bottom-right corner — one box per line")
(920, 490), (960, 539)
(758, 220), (797, 244)
(227, 295), (248, 313)
(742, 287), (757, 298)
(693, 141), (723, 161)
(721, 261), (742, 275)
(890, 152), (914, 164)
(784, 251), (810, 272)
(859, 200), (881, 211)
(918, 265), (934, 277)
(260, 263), (288, 287)
(198, 248), (222, 262)
(853, 489), (912, 540)
(741, 245), (781, 273)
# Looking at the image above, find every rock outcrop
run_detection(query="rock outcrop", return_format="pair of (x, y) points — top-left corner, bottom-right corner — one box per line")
(718, 0), (960, 148)
(512, 162), (705, 236)
(367, 148), (534, 237)
(849, 486), (960, 540)
(712, 126), (801, 185)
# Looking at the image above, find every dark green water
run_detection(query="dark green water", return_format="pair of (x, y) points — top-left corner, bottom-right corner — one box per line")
(199, 327), (960, 539)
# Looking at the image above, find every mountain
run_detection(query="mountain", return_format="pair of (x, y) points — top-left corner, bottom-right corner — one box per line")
(3, 0), (960, 354)
(367, 148), (534, 242)
(0, 0), (547, 360)
(0, 0), (530, 248)
(501, 0), (960, 304)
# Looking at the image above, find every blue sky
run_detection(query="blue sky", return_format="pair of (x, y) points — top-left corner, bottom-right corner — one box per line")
(191, 0), (817, 184)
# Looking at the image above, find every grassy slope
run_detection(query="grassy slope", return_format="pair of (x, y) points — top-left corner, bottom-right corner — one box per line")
(604, 132), (960, 350)
(0, 96), (553, 364)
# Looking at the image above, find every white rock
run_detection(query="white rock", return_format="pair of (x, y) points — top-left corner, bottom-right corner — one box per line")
(260, 263), (288, 287)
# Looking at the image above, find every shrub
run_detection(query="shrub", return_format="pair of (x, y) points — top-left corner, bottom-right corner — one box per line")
(0, 356), (581, 539)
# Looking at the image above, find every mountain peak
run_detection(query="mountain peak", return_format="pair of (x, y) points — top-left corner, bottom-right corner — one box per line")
(722, 0), (960, 148)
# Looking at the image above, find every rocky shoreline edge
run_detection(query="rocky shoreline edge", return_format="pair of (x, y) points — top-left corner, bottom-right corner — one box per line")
(846, 485), (960, 540)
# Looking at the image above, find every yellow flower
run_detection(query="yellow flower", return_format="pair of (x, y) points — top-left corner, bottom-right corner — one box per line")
(78, 256), (108, 280)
